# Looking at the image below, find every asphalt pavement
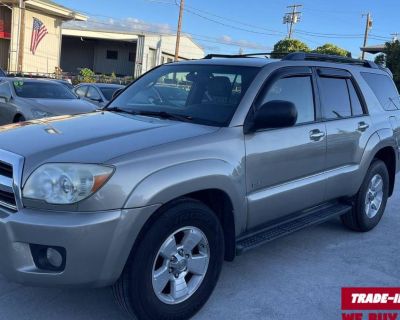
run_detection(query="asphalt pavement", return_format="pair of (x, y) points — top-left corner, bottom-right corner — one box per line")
(1, 176), (399, 320)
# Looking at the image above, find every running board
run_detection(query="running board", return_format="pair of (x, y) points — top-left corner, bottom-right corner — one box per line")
(236, 203), (352, 255)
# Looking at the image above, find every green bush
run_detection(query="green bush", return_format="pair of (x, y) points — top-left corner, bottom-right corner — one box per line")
(79, 68), (96, 83)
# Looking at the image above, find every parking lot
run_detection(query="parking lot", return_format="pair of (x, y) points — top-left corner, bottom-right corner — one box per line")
(0, 175), (398, 320)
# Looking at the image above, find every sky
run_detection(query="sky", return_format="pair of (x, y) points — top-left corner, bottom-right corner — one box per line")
(56, 0), (399, 58)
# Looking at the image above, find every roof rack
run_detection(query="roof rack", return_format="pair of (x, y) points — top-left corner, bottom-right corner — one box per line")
(204, 52), (274, 59)
(283, 52), (379, 69)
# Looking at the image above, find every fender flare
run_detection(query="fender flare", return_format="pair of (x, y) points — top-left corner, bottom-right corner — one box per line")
(124, 159), (247, 236)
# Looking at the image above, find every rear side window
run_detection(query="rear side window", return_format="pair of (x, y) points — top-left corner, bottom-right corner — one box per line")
(319, 77), (351, 119)
(259, 76), (315, 124)
(361, 72), (400, 111)
(347, 80), (365, 116)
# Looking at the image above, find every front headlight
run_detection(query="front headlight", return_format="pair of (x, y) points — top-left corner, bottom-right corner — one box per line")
(31, 109), (54, 119)
(23, 163), (114, 204)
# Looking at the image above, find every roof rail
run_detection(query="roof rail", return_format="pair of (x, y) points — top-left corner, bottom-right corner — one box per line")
(203, 52), (274, 59)
(283, 52), (379, 69)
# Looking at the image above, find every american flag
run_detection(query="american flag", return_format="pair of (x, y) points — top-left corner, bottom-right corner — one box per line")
(30, 18), (48, 55)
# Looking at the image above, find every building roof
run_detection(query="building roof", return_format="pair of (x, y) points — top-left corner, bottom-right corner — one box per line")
(361, 44), (385, 54)
(3, 0), (87, 21)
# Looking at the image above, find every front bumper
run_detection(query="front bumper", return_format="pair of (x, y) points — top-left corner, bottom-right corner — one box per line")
(0, 204), (160, 288)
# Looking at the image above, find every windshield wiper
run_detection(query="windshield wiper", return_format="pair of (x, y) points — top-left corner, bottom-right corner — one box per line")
(136, 110), (193, 122)
(106, 107), (193, 123)
(105, 106), (135, 114)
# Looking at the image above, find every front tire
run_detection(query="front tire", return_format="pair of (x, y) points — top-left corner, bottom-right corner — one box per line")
(341, 160), (389, 232)
(113, 199), (224, 320)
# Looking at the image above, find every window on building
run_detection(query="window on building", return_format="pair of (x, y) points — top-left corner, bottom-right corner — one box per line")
(319, 77), (352, 119)
(106, 50), (118, 60)
(361, 72), (400, 110)
(259, 76), (315, 124)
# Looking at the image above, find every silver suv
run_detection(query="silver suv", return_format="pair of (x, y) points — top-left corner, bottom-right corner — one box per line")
(0, 52), (399, 320)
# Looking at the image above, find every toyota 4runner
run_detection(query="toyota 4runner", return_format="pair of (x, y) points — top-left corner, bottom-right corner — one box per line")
(0, 52), (399, 320)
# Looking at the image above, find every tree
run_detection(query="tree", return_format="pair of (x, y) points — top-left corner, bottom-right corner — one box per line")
(313, 43), (351, 57)
(374, 40), (400, 90)
(271, 39), (310, 59)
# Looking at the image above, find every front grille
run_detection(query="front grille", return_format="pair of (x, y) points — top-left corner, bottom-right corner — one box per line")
(0, 161), (12, 178)
(0, 150), (23, 212)
(0, 189), (16, 208)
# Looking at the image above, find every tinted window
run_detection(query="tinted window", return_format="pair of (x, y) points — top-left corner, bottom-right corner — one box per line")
(347, 80), (365, 116)
(13, 81), (76, 99)
(361, 72), (400, 110)
(100, 87), (122, 101)
(260, 76), (315, 124)
(86, 86), (101, 100)
(108, 64), (260, 127)
(75, 86), (87, 97)
(319, 77), (351, 119)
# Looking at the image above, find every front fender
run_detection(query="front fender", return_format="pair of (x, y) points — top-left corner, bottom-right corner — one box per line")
(124, 159), (247, 236)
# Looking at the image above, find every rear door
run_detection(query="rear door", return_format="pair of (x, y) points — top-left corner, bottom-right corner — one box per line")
(245, 67), (327, 228)
(316, 68), (373, 200)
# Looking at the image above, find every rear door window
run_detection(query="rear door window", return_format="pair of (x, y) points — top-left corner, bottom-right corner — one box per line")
(361, 72), (400, 110)
(319, 77), (352, 119)
(347, 80), (365, 116)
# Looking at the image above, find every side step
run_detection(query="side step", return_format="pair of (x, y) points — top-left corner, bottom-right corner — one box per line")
(236, 203), (351, 255)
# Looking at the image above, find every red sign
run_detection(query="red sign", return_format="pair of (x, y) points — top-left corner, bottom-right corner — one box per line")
(342, 288), (400, 310)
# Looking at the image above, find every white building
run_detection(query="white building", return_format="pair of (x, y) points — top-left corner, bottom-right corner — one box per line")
(60, 26), (205, 78)
(0, 0), (205, 77)
(0, 0), (86, 73)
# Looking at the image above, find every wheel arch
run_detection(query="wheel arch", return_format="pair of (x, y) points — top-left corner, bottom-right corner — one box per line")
(124, 160), (246, 262)
(372, 146), (397, 196)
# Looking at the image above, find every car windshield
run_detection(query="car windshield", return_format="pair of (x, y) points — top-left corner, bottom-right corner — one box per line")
(107, 64), (260, 126)
(13, 81), (77, 99)
(100, 87), (123, 101)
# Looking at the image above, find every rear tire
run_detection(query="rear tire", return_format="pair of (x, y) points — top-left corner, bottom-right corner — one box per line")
(113, 199), (224, 320)
(341, 160), (389, 232)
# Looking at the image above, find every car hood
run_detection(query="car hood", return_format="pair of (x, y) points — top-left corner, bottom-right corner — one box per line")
(0, 111), (219, 176)
(24, 98), (97, 114)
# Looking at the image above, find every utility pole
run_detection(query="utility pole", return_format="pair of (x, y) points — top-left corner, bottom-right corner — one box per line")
(17, 0), (26, 73)
(283, 4), (302, 39)
(361, 13), (372, 60)
(391, 33), (399, 42)
(174, 0), (185, 61)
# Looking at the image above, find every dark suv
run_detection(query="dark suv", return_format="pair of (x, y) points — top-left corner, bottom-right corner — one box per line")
(0, 52), (398, 320)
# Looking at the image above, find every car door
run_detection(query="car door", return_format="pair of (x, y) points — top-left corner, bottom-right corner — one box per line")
(316, 67), (374, 200)
(0, 82), (16, 125)
(245, 67), (327, 229)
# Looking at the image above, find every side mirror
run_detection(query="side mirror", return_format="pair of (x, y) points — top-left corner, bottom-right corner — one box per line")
(0, 93), (11, 103)
(112, 88), (124, 100)
(250, 100), (297, 132)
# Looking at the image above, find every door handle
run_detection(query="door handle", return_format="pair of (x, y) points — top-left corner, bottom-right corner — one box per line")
(309, 129), (325, 141)
(358, 122), (369, 132)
